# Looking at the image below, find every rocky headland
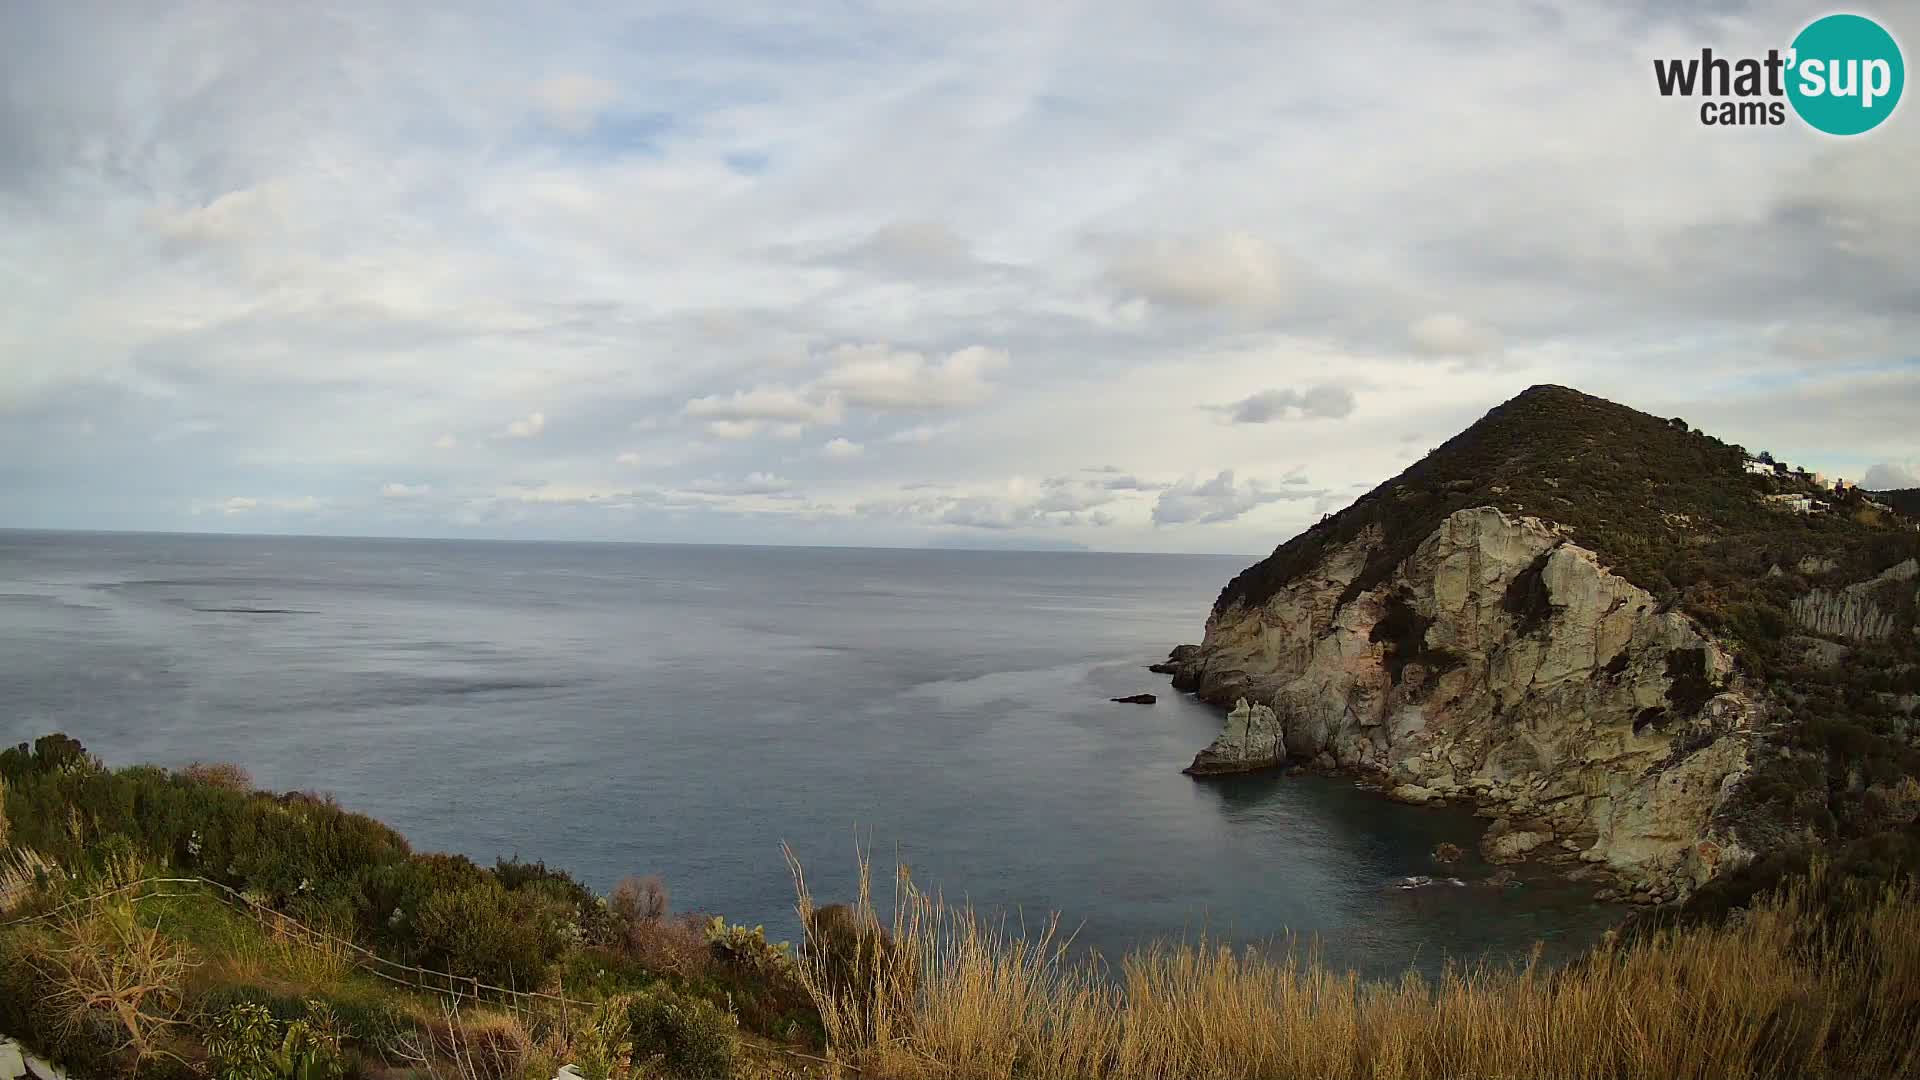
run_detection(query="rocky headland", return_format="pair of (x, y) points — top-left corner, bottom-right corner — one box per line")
(1159, 385), (1920, 904)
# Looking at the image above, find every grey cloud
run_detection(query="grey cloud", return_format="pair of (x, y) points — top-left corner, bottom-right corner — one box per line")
(1152, 470), (1324, 526)
(1213, 385), (1356, 424)
(1864, 463), (1919, 491)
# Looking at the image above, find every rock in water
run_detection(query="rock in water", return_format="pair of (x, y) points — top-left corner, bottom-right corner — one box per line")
(1433, 841), (1465, 864)
(1111, 693), (1158, 705)
(1183, 698), (1284, 775)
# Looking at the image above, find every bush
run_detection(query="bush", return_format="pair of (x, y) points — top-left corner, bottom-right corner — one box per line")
(411, 882), (570, 990)
(625, 987), (737, 1079)
(180, 762), (253, 794)
(803, 903), (895, 1002)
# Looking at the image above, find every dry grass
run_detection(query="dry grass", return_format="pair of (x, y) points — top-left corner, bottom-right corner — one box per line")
(785, 850), (1920, 1080)
(195, 912), (358, 991)
(29, 897), (198, 1067)
(0, 846), (62, 916)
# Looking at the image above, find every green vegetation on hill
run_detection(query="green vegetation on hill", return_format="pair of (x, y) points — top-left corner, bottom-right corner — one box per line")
(7, 740), (1920, 1080)
(0, 735), (827, 1079)
(1216, 384), (1917, 619)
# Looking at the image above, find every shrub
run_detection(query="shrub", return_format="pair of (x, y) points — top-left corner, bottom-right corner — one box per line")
(31, 898), (197, 1068)
(205, 1002), (283, 1080)
(203, 1000), (348, 1080)
(420, 1007), (531, 1080)
(802, 903), (895, 1003)
(704, 917), (794, 978)
(624, 912), (714, 977)
(180, 762), (253, 794)
(626, 987), (737, 1079)
(611, 874), (671, 927)
(411, 881), (569, 990)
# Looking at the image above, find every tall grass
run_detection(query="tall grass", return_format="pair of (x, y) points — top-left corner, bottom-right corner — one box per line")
(785, 850), (1920, 1080)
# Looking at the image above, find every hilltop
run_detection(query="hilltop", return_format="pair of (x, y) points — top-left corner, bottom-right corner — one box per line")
(1164, 385), (1920, 908)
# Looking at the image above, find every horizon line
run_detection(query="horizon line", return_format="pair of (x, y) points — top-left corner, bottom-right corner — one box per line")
(0, 525), (1261, 560)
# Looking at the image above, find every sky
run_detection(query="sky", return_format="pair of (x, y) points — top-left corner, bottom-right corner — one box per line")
(2, 1), (1916, 555)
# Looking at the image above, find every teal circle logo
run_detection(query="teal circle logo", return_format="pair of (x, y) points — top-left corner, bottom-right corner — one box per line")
(1787, 14), (1904, 135)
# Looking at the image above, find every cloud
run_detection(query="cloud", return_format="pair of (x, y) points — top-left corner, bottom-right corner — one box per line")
(684, 386), (842, 425)
(816, 345), (1008, 410)
(686, 472), (790, 495)
(883, 423), (948, 445)
(193, 495), (323, 517)
(4, 2), (1913, 551)
(1408, 314), (1502, 358)
(147, 182), (288, 248)
(1104, 232), (1296, 311)
(532, 74), (616, 134)
(1864, 462), (1920, 490)
(704, 419), (760, 440)
(381, 482), (431, 498)
(822, 437), (864, 460)
(1212, 384), (1356, 423)
(502, 412), (547, 439)
(847, 221), (975, 273)
(1152, 470), (1320, 526)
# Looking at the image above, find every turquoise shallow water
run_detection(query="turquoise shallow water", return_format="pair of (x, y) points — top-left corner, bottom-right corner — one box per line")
(0, 529), (1622, 977)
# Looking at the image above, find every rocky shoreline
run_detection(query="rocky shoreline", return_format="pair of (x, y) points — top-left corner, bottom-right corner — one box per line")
(1152, 506), (1765, 906)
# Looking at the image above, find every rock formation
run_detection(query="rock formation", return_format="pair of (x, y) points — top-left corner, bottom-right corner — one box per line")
(1156, 385), (1920, 904)
(1183, 698), (1284, 775)
(1163, 506), (1761, 899)
(1790, 558), (1918, 641)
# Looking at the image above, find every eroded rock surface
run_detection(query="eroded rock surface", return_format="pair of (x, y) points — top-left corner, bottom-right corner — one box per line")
(1165, 506), (1763, 898)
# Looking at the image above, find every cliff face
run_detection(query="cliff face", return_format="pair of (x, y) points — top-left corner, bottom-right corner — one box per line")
(1790, 558), (1919, 641)
(1165, 506), (1761, 900)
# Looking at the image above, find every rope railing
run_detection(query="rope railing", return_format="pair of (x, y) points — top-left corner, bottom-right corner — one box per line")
(3, 875), (598, 1011)
(2, 875), (857, 1074)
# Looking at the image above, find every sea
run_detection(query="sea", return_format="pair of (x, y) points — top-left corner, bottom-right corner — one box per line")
(0, 529), (1622, 977)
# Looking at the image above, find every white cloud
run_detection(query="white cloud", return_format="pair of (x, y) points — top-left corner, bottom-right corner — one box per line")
(1104, 232), (1296, 312)
(194, 495), (323, 517)
(686, 472), (791, 495)
(1409, 314), (1503, 358)
(6, 2), (1914, 551)
(704, 419), (760, 440)
(502, 412), (547, 439)
(381, 482), (431, 498)
(884, 423), (948, 445)
(684, 386), (842, 425)
(531, 74), (616, 134)
(817, 344), (1009, 410)
(147, 182), (288, 247)
(823, 437), (864, 460)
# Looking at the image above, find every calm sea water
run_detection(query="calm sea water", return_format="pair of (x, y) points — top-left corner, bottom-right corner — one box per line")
(0, 529), (1620, 975)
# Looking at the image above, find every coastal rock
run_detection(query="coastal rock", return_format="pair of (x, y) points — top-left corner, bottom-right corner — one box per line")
(1183, 698), (1283, 775)
(1389, 784), (1438, 805)
(1486, 829), (1550, 863)
(1111, 693), (1158, 705)
(1168, 505), (1761, 898)
(1433, 842), (1464, 864)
